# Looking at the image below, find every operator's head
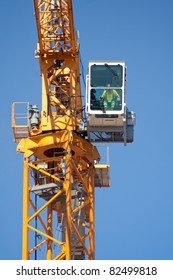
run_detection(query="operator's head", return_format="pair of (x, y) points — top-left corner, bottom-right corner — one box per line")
(107, 83), (111, 87)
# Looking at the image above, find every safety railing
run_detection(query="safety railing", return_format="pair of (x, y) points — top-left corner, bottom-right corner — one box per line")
(12, 102), (30, 142)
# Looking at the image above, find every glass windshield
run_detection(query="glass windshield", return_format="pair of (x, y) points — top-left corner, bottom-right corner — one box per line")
(90, 64), (123, 87)
(90, 88), (122, 112)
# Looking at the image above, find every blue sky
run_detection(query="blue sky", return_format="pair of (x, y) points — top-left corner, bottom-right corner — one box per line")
(0, 0), (173, 260)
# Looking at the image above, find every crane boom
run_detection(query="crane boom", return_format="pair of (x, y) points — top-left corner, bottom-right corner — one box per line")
(33, 0), (83, 130)
(34, 0), (77, 54)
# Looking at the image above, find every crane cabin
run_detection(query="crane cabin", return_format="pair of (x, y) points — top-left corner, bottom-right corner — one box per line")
(86, 61), (135, 144)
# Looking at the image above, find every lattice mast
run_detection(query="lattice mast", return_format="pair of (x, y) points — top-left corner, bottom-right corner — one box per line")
(15, 0), (100, 260)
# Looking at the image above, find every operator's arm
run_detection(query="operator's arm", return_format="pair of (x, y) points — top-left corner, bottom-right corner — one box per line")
(113, 90), (119, 98)
(100, 90), (106, 99)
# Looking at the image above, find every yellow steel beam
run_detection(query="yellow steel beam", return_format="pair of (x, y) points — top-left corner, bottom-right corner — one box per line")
(88, 166), (95, 260)
(47, 204), (53, 259)
(71, 221), (90, 256)
(22, 158), (29, 260)
(64, 146), (72, 259)
(28, 189), (65, 223)
(28, 224), (63, 246)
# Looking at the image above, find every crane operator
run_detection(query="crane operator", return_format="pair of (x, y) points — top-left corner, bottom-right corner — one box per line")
(100, 83), (120, 110)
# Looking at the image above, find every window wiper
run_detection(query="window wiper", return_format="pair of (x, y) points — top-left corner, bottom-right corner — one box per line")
(104, 63), (118, 77)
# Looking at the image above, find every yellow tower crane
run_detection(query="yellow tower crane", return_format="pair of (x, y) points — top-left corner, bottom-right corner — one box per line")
(12, 0), (135, 260)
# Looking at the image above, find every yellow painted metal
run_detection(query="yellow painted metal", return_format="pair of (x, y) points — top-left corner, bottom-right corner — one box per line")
(18, 142), (99, 259)
(27, 224), (63, 245)
(64, 147), (72, 259)
(14, 0), (102, 260)
(28, 189), (65, 224)
(88, 166), (95, 260)
(22, 158), (29, 260)
(47, 204), (52, 259)
(33, 0), (83, 131)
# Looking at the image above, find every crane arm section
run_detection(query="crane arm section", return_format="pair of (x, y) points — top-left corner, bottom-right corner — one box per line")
(34, 0), (77, 55)
(33, 0), (83, 132)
